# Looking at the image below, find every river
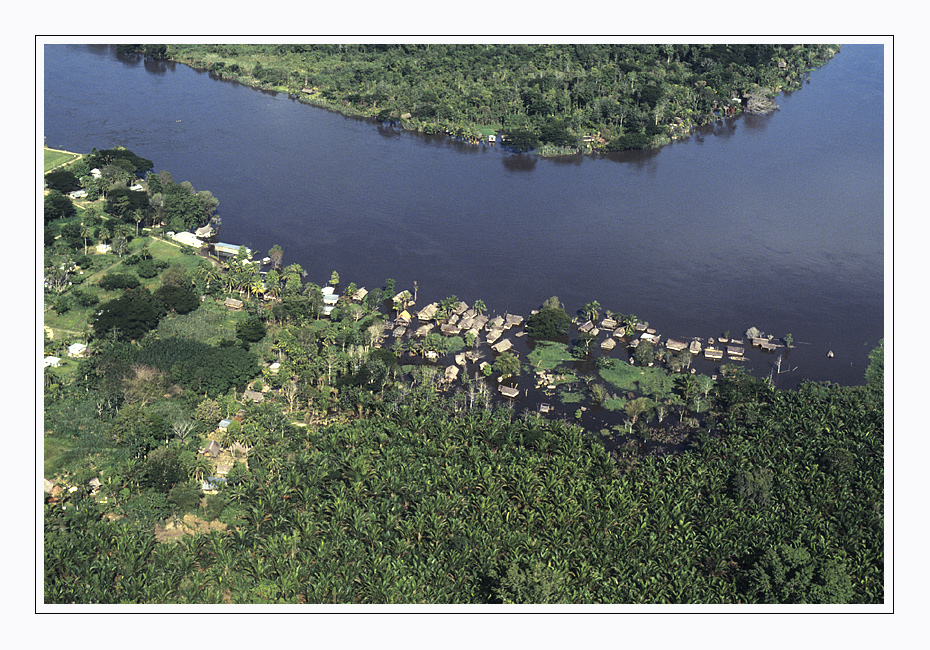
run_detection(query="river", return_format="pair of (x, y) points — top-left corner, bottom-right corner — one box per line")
(43, 43), (885, 389)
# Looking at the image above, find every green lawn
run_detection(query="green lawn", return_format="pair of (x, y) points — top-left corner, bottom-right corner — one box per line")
(44, 147), (81, 172)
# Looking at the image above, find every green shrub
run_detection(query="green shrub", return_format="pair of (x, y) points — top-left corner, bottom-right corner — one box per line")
(136, 258), (160, 278)
(236, 317), (267, 343)
(526, 307), (571, 339)
(98, 272), (141, 291)
(203, 494), (227, 520)
(168, 481), (203, 512)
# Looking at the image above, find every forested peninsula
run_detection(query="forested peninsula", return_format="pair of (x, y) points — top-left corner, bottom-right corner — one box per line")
(128, 43), (840, 155)
(43, 144), (883, 605)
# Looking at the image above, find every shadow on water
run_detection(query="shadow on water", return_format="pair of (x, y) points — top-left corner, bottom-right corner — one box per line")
(501, 154), (538, 172)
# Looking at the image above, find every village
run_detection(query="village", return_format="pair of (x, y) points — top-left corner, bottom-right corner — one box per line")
(45, 219), (795, 503)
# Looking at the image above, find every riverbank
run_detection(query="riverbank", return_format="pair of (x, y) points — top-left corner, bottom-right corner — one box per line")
(155, 43), (839, 156)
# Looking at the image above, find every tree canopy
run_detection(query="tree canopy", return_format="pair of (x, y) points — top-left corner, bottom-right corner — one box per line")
(166, 44), (839, 153)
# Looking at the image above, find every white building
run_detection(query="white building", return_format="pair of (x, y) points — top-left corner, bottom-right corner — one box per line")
(170, 231), (203, 248)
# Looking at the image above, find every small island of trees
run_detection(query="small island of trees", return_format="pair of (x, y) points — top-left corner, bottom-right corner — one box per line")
(127, 43), (842, 155)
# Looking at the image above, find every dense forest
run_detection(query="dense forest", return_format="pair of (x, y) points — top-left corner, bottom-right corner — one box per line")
(139, 43), (841, 155)
(43, 146), (883, 605)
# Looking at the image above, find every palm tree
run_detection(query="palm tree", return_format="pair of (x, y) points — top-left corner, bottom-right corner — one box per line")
(622, 313), (640, 336)
(263, 270), (281, 301)
(132, 209), (144, 236)
(250, 277), (265, 302)
(582, 300), (601, 323)
(80, 219), (91, 255)
(197, 260), (220, 293)
(189, 455), (213, 482)
(473, 299), (487, 315)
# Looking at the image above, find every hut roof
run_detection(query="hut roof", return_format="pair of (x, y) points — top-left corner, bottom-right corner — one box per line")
(203, 440), (222, 458)
(418, 303), (439, 321)
(499, 385), (519, 398)
(666, 339), (688, 351)
(242, 389), (264, 403)
(601, 338), (617, 351)
(492, 338), (513, 353)
(224, 297), (243, 309)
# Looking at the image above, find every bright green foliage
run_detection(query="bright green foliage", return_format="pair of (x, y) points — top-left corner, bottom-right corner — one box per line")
(527, 341), (574, 371)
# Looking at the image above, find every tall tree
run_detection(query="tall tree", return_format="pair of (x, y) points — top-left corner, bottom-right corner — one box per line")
(268, 244), (284, 270)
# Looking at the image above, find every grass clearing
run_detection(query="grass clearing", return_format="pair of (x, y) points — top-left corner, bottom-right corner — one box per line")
(157, 299), (245, 345)
(44, 147), (82, 172)
(44, 435), (75, 477)
(598, 358), (676, 398)
(527, 341), (575, 372)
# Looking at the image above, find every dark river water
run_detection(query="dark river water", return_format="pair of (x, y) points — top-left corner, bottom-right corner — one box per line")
(43, 44), (884, 389)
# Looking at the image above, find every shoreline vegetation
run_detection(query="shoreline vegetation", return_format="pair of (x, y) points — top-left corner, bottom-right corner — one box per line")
(119, 43), (839, 155)
(43, 135), (882, 602)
